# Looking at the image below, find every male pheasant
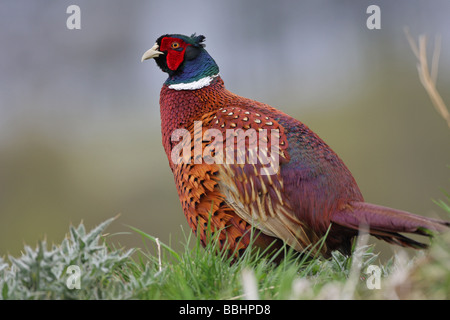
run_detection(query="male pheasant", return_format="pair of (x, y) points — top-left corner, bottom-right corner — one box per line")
(141, 33), (449, 258)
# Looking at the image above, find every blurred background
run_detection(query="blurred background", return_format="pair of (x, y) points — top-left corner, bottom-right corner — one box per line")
(1, 0), (449, 258)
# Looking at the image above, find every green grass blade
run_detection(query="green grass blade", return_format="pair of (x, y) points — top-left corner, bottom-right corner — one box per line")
(127, 225), (181, 262)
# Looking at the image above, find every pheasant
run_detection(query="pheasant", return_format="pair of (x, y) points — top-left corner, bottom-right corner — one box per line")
(141, 33), (449, 258)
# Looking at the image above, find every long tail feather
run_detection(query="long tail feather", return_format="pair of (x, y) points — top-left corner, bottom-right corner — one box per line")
(331, 202), (450, 249)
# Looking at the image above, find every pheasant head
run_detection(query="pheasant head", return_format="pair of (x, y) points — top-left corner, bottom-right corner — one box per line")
(142, 34), (219, 90)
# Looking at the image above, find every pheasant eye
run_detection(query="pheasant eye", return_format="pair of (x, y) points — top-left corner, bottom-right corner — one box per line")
(171, 42), (180, 49)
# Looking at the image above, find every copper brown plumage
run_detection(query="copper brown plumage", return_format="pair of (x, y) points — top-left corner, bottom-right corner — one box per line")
(142, 33), (450, 258)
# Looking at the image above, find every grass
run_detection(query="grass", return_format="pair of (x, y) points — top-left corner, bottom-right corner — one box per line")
(1, 191), (450, 300)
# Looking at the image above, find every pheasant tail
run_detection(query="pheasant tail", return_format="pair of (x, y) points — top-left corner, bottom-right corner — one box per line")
(331, 202), (450, 249)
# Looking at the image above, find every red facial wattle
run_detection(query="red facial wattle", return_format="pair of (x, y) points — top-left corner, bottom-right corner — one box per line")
(159, 37), (190, 71)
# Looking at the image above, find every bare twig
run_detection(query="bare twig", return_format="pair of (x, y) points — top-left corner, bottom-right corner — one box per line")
(404, 27), (450, 129)
(431, 35), (441, 83)
(240, 268), (259, 300)
(341, 224), (370, 300)
(155, 237), (162, 272)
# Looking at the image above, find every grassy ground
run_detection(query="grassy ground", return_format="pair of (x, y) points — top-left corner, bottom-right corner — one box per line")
(1, 192), (449, 300)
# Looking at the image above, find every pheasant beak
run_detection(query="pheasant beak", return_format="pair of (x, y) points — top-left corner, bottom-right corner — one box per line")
(141, 43), (164, 62)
